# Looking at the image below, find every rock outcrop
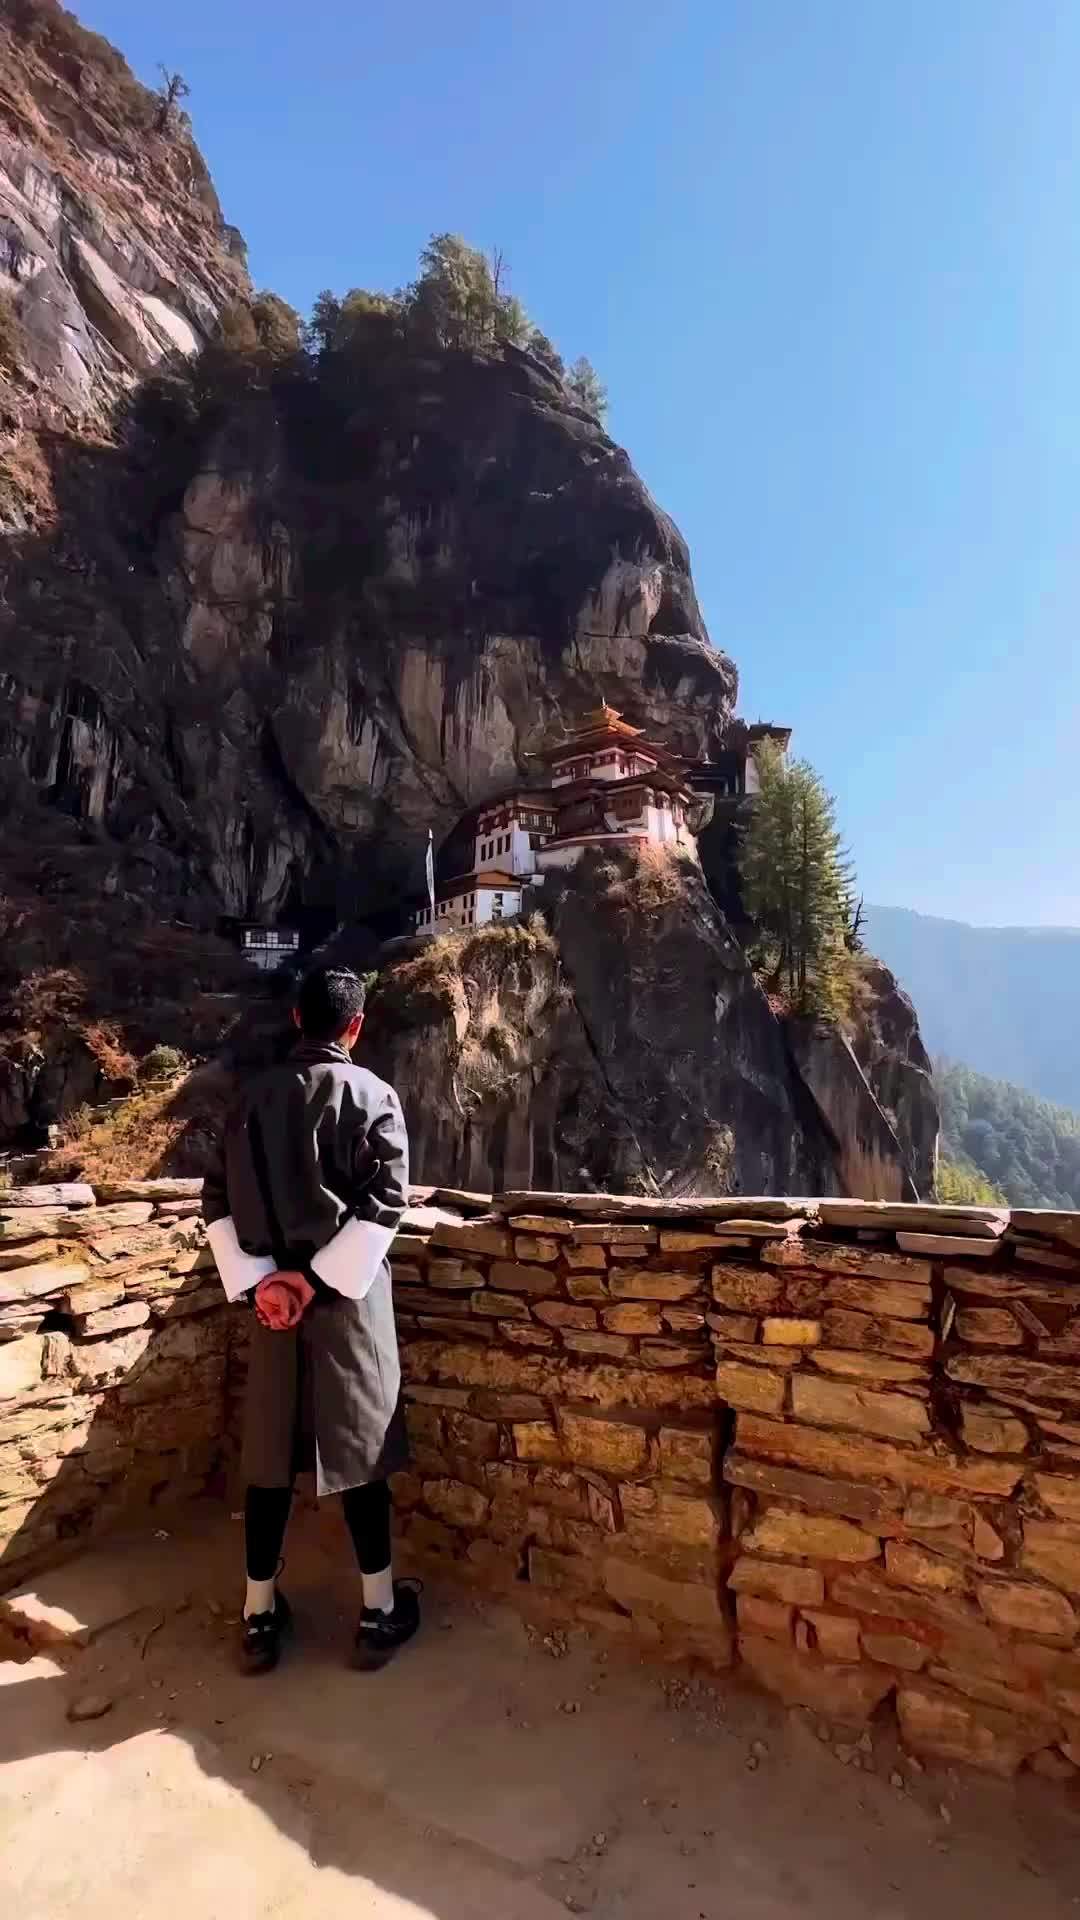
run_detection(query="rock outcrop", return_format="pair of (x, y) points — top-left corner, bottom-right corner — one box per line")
(785, 1016), (920, 1203)
(1, 343), (736, 923)
(0, 0), (246, 448)
(851, 959), (938, 1195)
(365, 852), (893, 1198)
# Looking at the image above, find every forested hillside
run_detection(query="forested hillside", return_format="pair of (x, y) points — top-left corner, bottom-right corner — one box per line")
(937, 1060), (1080, 1209)
(866, 906), (1080, 1110)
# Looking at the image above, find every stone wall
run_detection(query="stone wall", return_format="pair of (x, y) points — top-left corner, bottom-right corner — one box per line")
(393, 1191), (1080, 1779)
(0, 1179), (227, 1578)
(5, 1175), (1080, 1781)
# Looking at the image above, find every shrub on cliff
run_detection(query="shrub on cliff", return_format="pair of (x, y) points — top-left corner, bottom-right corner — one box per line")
(935, 1155), (1006, 1206)
(305, 234), (608, 416)
(3, 0), (160, 129)
(0, 291), (24, 374)
(140, 1043), (187, 1081)
(216, 292), (302, 358)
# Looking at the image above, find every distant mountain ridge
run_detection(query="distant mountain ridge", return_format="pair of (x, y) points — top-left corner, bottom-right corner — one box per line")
(865, 905), (1080, 1110)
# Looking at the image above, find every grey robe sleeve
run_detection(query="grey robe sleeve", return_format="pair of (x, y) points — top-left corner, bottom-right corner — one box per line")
(202, 1123), (229, 1228)
(202, 1101), (276, 1302)
(309, 1088), (410, 1298)
(358, 1088), (410, 1228)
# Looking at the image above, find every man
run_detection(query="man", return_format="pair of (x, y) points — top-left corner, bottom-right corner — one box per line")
(203, 964), (419, 1675)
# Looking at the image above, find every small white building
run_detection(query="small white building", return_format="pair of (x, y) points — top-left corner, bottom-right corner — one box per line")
(413, 870), (523, 934)
(691, 722), (793, 801)
(473, 792), (558, 880)
(239, 925), (300, 972)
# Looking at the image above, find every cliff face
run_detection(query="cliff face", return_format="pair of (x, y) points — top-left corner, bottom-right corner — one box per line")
(851, 957), (939, 1193)
(363, 852), (917, 1200)
(0, 5), (937, 1196)
(0, 2), (247, 448)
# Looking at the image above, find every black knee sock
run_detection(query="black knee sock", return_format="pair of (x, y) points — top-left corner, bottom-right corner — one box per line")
(341, 1480), (392, 1576)
(245, 1484), (293, 1581)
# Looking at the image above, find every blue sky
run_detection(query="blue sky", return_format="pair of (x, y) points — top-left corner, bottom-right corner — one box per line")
(83, 1), (1080, 926)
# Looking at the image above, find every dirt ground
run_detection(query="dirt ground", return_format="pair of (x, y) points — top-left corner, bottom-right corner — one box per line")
(2, 1500), (1079, 1920)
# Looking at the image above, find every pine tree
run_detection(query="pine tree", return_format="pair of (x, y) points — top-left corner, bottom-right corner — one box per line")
(566, 355), (608, 418)
(738, 740), (852, 1016)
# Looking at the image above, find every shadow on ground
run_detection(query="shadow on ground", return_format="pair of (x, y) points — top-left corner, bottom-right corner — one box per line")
(2, 1502), (1080, 1920)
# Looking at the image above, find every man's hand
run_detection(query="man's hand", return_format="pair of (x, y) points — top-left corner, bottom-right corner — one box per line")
(254, 1271), (316, 1330)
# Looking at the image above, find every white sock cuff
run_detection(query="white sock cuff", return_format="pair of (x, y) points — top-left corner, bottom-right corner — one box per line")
(361, 1564), (394, 1615)
(244, 1576), (276, 1618)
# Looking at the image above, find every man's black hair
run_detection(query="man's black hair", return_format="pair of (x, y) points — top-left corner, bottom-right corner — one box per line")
(295, 966), (367, 1042)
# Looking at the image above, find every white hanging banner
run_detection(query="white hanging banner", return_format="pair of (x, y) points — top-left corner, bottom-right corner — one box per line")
(425, 828), (436, 919)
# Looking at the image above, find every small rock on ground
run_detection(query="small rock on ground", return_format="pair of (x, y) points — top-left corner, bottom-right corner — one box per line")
(67, 1693), (112, 1723)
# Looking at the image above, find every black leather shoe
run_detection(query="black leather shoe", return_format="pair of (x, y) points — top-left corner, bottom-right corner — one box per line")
(239, 1590), (292, 1675)
(352, 1579), (421, 1671)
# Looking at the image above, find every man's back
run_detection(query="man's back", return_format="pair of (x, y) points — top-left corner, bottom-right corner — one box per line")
(206, 1039), (408, 1267)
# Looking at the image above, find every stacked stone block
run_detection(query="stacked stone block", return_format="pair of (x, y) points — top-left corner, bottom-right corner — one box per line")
(394, 1194), (1080, 1779)
(0, 1178), (228, 1577)
(394, 1207), (730, 1659)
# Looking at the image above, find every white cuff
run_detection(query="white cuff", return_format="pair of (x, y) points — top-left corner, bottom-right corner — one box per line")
(310, 1217), (396, 1300)
(206, 1216), (277, 1302)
